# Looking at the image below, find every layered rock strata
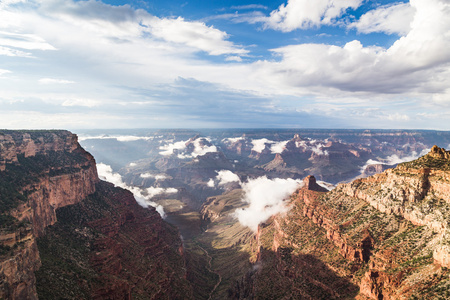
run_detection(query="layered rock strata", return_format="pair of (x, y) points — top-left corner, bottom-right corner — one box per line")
(0, 131), (78, 171)
(0, 131), (192, 299)
(35, 181), (193, 299)
(239, 147), (450, 299)
(0, 131), (98, 299)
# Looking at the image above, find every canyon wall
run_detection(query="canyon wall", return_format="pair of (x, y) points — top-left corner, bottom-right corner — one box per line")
(0, 131), (192, 299)
(0, 131), (78, 171)
(35, 181), (193, 299)
(240, 147), (450, 299)
(0, 131), (98, 299)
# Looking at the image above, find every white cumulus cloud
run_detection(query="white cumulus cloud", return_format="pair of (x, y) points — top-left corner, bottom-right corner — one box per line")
(140, 173), (153, 178)
(1, 0), (450, 129)
(216, 170), (241, 185)
(234, 176), (303, 231)
(146, 186), (177, 198)
(159, 137), (217, 158)
(207, 178), (215, 187)
(222, 136), (245, 144)
(317, 180), (335, 191)
(39, 78), (75, 85)
(359, 148), (429, 174)
(190, 138), (218, 157)
(62, 98), (100, 108)
(97, 163), (125, 187)
(254, 0), (450, 101)
(207, 170), (241, 188)
(0, 45), (32, 57)
(296, 140), (329, 156)
(349, 2), (415, 35)
(96, 163), (166, 217)
(264, 0), (362, 32)
(0, 69), (11, 76)
(0, 31), (56, 51)
(159, 140), (188, 156)
(251, 138), (273, 153)
(140, 172), (168, 180)
(270, 140), (289, 154)
(147, 17), (248, 56)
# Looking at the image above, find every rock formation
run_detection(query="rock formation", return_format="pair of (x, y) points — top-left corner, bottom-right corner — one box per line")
(3, 129), (450, 299)
(0, 131), (192, 299)
(35, 181), (193, 299)
(0, 130), (98, 299)
(234, 146), (450, 299)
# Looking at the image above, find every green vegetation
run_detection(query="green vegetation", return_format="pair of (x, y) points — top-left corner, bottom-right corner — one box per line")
(0, 244), (12, 256)
(0, 214), (29, 236)
(0, 150), (90, 212)
(413, 268), (450, 299)
(401, 154), (450, 170)
(0, 214), (19, 229)
(35, 186), (106, 299)
(35, 181), (194, 299)
(35, 222), (97, 299)
(184, 240), (219, 300)
(178, 189), (257, 299)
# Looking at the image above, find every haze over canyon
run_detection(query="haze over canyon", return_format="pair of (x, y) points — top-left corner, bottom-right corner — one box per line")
(1, 129), (450, 299)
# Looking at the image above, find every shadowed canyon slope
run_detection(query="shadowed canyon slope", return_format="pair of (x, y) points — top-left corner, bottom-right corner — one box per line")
(0, 131), (192, 299)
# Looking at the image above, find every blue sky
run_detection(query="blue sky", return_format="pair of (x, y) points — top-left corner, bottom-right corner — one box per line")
(0, 0), (449, 129)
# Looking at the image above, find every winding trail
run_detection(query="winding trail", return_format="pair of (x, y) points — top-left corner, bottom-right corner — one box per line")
(198, 244), (222, 300)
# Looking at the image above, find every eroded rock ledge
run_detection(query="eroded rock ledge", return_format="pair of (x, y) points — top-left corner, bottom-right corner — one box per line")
(244, 148), (450, 299)
(0, 130), (192, 299)
(0, 131), (98, 299)
(339, 146), (450, 268)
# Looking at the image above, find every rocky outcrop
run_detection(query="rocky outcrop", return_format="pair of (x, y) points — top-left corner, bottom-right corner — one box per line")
(0, 238), (40, 299)
(232, 180), (360, 299)
(303, 175), (328, 192)
(12, 162), (98, 238)
(243, 147), (450, 299)
(0, 130), (98, 300)
(200, 189), (244, 228)
(362, 163), (394, 177)
(429, 144), (450, 160)
(339, 147), (450, 268)
(0, 131), (78, 171)
(0, 130), (192, 299)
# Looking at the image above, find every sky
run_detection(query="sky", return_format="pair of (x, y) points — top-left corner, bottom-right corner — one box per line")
(0, 0), (449, 129)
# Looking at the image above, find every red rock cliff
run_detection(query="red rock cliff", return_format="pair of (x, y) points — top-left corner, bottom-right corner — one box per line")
(35, 181), (193, 299)
(0, 131), (78, 171)
(245, 147), (450, 299)
(0, 130), (98, 299)
(0, 130), (192, 300)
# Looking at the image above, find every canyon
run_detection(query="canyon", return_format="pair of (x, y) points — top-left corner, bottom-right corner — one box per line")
(0, 131), (191, 299)
(218, 149), (450, 299)
(1, 129), (450, 299)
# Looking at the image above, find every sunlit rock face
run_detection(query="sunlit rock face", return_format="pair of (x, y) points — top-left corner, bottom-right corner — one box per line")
(233, 148), (450, 299)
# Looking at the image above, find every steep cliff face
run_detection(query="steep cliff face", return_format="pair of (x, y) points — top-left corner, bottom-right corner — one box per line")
(0, 130), (78, 171)
(239, 147), (450, 299)
(339, 145), (450, 268)
(35, 181), (193, 299)
(0, 130), (98, 299)
(232, 177), (360, 299)
(0, 130), (192, 299)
